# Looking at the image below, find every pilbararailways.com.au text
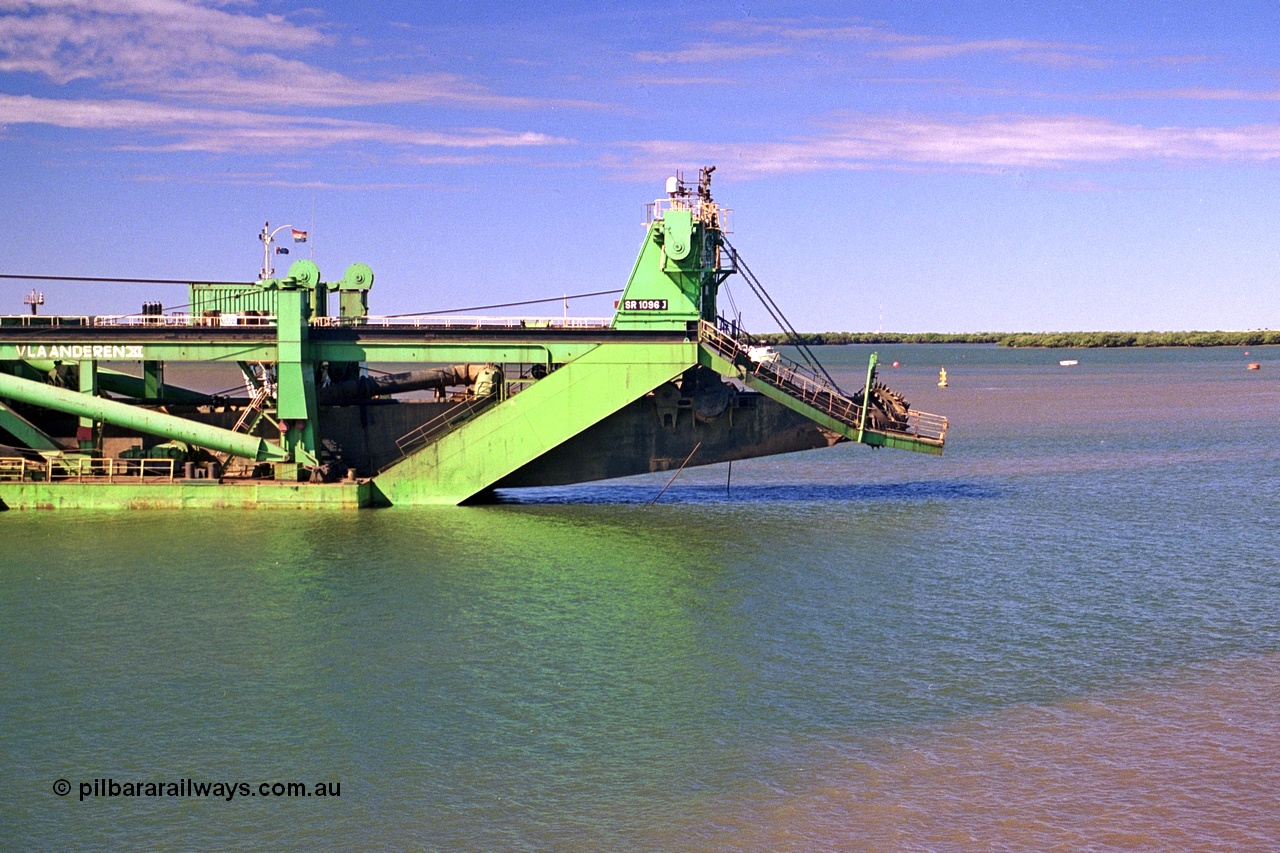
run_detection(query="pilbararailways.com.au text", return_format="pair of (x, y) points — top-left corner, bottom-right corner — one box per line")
(53, 778), (340, 802)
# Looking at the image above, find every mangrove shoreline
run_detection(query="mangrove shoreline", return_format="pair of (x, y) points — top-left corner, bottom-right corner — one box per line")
(750, 330), (1280, 348)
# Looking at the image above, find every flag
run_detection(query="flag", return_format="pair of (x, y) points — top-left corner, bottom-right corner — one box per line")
(276, 246), (289, 254)
(292, 229), (308, 243)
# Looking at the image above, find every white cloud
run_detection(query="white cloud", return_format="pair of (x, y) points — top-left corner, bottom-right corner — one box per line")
(704, 18), (911, 44)
(616, 114), (1280, 177)
(622, 75), (741, 87)
(0, 93), (570, 152)
(0, 0), (579, 109)
(0, 2), (587, 156)
(657, 17), (1120, 71)
(631, 42), (790, 64)
(870, 38), (1109, 69)
(1119, 87), (1280, 102)
(0, 0), (323, 83)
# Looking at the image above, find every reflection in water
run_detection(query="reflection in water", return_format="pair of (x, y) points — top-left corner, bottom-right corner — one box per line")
(498, 480), (1003, 505)
(686, 655), (1280, 851)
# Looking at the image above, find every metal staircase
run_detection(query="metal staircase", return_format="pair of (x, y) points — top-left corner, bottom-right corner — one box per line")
(217, 382), (274, 468)
(699, 321), (947, 452)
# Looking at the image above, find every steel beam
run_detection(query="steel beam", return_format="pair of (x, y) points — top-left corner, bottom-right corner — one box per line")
(0, 400), (61, 450)
(2, 339), (606, 365)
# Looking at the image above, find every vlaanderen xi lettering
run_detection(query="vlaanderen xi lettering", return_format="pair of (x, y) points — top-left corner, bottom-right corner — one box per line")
(11, 344), (145, 360)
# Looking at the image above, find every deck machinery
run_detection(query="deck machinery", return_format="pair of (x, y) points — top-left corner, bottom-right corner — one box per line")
(0, 170), (947, 509)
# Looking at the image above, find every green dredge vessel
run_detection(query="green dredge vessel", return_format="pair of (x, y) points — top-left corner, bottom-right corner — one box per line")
(0, 169), (946, 509)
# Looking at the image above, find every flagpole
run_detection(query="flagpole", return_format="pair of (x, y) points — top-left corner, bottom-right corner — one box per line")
(260, 222), (293, 280)
(259, 222), (308, 279)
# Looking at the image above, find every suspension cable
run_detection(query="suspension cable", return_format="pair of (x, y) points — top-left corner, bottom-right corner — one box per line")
(0, 273), (275, 319)
(3, 274), (621, 321)
(719, 237), (843, 391)
(0, 273), (257, 286)
(379, 288), (623, 318)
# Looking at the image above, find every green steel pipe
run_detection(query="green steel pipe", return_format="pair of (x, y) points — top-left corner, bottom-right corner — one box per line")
(0, 371), (289, 462)
(96, 368), (209, 403)
(316, 363), (484, 404)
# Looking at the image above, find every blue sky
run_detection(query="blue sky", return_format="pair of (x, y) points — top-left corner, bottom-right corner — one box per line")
(3, 1), (1280, 332)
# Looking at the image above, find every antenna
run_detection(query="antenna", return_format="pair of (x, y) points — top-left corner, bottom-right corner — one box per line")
(23, 289), (44, 316)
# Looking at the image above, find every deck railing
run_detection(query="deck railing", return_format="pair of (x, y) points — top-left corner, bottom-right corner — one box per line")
(83, 313), (615, 330)
(0, 314), (92, 327)
(698, 320), (948, 445)
(392, 395), (499, 461)
(0, 457), (43, 482)
(0, 457), (179, 483)
(644, 197), (732, 231)
(92, 313), (277, 328)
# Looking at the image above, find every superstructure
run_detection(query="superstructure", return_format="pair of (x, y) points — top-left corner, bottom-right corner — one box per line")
(0, 169), (947, 509)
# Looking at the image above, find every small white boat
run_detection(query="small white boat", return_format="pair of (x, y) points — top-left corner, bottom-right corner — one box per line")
(1059, 359), (1079, 367)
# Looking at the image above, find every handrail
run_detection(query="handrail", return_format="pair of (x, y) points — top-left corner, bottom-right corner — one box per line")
(644, 197), (732, 231)
(231, 384), (273, 434)
(392, 395), (498, 461)
(81, 313), (615, 330)
(217, 383), (275, 468)
(698, 320), (948, 445)
(0, 456), (179, 483)
(703, 321), (845, 400)
(92, 314), (276, 327)
(0, 315), (92, 327)
(0, 457), (43, 481)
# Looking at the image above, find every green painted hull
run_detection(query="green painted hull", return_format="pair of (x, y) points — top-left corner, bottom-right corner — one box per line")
(0, 479), (371, 510)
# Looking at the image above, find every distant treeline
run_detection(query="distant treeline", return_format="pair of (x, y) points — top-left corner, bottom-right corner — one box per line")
(751, 332), (1001, 345)
(750, 330), (1280, 348)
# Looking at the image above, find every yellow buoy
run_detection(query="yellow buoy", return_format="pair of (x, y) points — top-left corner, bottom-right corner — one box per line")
(938, 367), (948, 388)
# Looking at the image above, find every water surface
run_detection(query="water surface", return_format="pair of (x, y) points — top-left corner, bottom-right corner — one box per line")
(3, 344), (1279, 850)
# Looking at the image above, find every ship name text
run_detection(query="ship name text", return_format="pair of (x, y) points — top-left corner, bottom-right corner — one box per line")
(9, 344), (146, 360)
